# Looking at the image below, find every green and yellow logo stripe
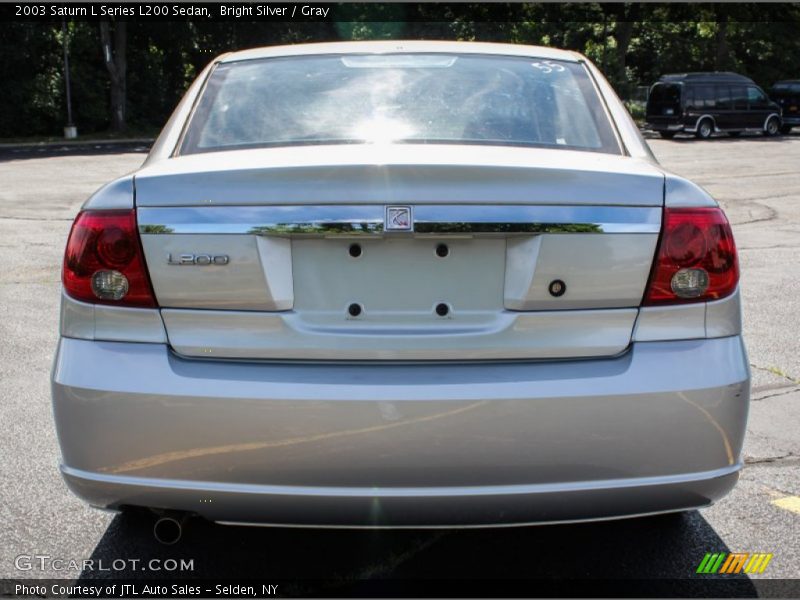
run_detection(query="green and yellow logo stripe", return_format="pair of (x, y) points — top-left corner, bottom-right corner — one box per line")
(696, 552), (773, 574)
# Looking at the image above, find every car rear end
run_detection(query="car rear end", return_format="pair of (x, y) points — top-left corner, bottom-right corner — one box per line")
(51, 43), (749, 527)
(771, 80), (800, 130)
(646, 81), (686, 134)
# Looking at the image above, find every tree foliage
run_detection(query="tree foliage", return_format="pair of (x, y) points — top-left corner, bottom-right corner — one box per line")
(1, 3), (799, 137)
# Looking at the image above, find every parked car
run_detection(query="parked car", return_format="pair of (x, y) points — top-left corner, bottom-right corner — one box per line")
(770, 79), (800, 133)
(646, 72), (782, 139)
(52, 42), (749, 539)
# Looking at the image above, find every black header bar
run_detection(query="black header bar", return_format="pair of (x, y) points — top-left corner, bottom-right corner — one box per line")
(4, 3), (800, 23)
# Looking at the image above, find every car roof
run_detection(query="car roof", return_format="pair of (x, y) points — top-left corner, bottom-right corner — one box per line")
(219, 41), (584, 64)
(658, 72), (754, 84)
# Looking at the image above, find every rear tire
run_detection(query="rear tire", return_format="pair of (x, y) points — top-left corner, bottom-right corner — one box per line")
(764, 116), (781, 137)
(780, 125), (793, 135)
(695, 118), (713, 139)
(659, 131), (676, 139)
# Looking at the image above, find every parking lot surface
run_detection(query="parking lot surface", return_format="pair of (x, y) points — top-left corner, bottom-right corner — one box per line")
(1, 134), (798, 592)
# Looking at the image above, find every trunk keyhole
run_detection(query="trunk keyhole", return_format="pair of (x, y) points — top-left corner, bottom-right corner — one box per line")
(349, 243), (362, 258)
(348, 303), (363, 317)
(435, 243), (449, 258)
(435, 303), (450, 317)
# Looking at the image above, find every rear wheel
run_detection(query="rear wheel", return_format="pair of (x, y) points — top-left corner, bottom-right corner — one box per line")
(659, 131), (676, 139)
(780, 125), (793, 135)
(695, 118), (713, 139)
(764, 116), (781, 137)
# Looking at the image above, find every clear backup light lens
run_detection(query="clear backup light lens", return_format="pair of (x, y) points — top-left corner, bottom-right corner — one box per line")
(91, 270), (129, 300)
(62, 210), (157, 307)
(670, 268), (709, 298)
(644, 207), (738, 305)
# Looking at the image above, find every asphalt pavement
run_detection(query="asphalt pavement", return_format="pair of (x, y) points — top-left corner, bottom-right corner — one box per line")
(0, 133), (798, 595)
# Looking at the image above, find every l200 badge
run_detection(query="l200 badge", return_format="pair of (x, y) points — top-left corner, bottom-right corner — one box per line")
(167, 253), (229, 266)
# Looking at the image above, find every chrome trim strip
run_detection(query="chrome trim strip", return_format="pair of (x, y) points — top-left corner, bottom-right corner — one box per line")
(138, 205), (661, 236)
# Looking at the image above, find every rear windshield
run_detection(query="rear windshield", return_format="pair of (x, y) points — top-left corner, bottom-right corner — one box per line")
(647, 83), (681, 109)
(180, 54), (620, 155)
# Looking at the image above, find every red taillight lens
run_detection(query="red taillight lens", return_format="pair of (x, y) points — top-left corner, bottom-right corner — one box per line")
(643, 207), (738, 305)
(63, 210), (157, 308)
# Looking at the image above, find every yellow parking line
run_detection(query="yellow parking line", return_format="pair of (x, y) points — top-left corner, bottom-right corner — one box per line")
(772, 496), (800, 514)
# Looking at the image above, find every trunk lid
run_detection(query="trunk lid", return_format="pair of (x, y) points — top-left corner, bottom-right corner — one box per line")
(136, 145), (664, 361)
(135, 145), (664, 207)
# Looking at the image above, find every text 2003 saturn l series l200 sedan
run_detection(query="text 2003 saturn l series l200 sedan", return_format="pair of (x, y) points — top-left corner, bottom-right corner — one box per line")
(52, 41), (749, 532)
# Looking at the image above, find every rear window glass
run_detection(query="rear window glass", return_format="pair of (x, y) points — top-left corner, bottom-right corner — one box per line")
(648, 83), (681, 106)
(181, 54), (620, 155)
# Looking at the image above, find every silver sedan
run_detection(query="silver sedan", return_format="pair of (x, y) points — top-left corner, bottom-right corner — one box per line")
(52, 41), (749, 534)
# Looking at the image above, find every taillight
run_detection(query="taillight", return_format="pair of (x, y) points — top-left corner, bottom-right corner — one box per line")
(63, 210), (157, 308)
(643, 207), (738, 305)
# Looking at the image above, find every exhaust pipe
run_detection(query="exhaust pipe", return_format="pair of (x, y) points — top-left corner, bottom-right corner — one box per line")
(153, 515), (185, 545)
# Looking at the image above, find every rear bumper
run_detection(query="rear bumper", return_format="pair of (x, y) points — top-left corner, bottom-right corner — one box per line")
(62, 465), (740, 528)
(647, 121), (685, 132)
(52, 336), (750, 527)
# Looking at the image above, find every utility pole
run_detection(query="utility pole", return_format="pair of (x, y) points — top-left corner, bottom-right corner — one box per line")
(62, 19), (77, 139)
